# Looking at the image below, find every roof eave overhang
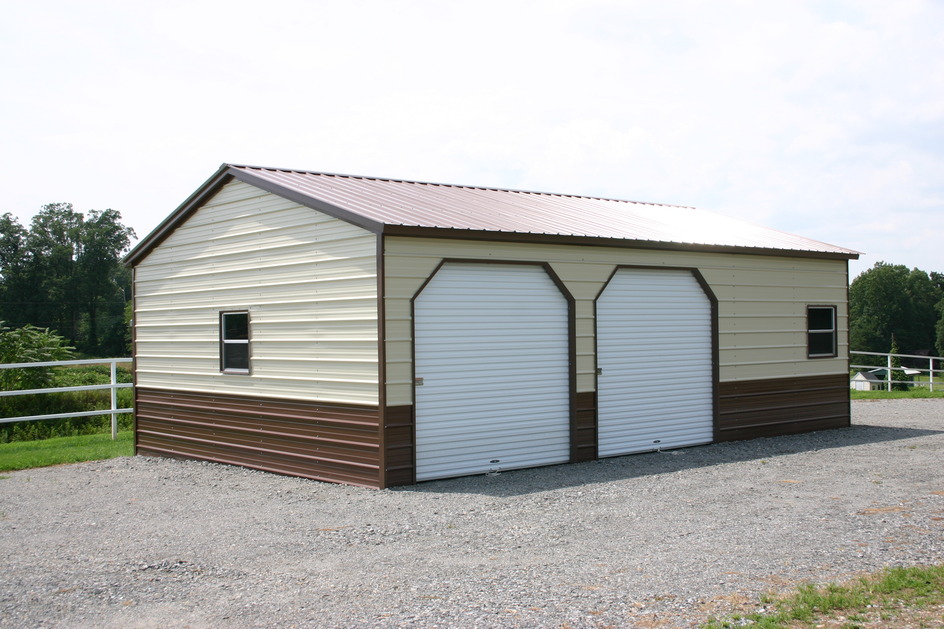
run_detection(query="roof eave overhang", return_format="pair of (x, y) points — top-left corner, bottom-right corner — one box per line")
(123, 164), (387, 267)
(380, 225), (861, 261)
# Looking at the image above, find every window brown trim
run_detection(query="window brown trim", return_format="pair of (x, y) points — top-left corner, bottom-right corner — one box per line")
(807, 305), (837, 358)
(220, 310), (251, 373)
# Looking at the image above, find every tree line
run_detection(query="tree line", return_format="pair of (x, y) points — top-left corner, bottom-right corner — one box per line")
(0, 203), (135, 357)
(849, 262), (944, 360)
(1, 203), (941, 364)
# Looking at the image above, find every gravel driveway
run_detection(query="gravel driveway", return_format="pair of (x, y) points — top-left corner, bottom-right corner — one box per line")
(1, 399), (943, 628)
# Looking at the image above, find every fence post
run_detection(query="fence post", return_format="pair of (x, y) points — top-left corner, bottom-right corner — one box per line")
(110, 360), (118, 440)
(886, 354), (892, 392)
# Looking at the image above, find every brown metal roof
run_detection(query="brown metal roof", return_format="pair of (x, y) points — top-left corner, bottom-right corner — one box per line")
(229, 165), (858, 256)
(125, 164), (860, 265)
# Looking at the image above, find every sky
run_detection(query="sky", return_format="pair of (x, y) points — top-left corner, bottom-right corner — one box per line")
(2, 0), (942, 281)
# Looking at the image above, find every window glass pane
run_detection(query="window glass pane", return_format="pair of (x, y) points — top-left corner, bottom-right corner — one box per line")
(808, 307), (834, 331)
(224, 343), (250, 370)
(808, 331), (834, 356)
(223, 313), (249, 340)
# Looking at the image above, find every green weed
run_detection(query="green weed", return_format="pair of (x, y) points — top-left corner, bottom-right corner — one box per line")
(702, 564), (944, 628)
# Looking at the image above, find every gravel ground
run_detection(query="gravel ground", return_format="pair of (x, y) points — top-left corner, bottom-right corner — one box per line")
(1, 399), (943, 629)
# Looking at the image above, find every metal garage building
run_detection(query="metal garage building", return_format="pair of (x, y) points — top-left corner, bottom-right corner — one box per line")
(125, 164), (859, 488)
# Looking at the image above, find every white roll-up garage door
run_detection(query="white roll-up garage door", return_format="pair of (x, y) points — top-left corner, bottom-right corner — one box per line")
(597, 268), (713, 457)
(414, 262), (571, 481)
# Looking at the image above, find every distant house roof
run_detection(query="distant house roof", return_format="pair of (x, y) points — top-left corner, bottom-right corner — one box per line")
(853, 371), (883, 382)
(125, 163), (861, 265)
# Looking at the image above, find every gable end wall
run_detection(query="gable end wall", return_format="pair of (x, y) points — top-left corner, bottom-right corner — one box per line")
(132, 180), (381, 486)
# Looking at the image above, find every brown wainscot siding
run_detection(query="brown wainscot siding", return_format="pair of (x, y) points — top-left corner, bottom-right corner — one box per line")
(135, 388), (382, 488)
(381, 405), (415, 487)
(716, 373), (850, 442)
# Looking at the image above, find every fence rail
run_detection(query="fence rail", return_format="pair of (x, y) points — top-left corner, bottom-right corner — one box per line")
(1, 352), (939, 441)
(0, 358), (133, 439)
(850, 351), (943, 392)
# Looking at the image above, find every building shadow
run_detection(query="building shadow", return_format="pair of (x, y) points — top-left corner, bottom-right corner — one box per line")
(395, 423), (944, 497)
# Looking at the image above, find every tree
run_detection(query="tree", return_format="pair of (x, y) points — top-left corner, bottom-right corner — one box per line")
(932, 272), (944, 357)
(889, 335), (912, 391)
(23, 203), (84, 338)
(0, 204), (135, 356)
(75, 209), (135, 353)
(0, 213), (30, 325)
(0, 213), (27, 277)
(849, 262), (943, 356)
(936, 297), (944, 357)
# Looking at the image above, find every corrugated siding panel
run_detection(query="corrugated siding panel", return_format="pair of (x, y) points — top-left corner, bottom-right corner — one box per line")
(134, 179), (379, 405)
(135, 388), (381, 487)
(717, 374), (850, 441)
(413, 263), (570, 481)
(383, 237), (849, 407)
(597, 269), (713, 456)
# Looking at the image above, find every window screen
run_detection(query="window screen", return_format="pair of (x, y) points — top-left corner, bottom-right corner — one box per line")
(807, 306), (836, 358)
(221, 311), (250, 372)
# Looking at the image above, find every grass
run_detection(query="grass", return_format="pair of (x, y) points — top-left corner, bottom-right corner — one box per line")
(852, 389), (944, 399)
(851, 388), (944, 399)
(703, 564), (944, 628)
(0, 430), (133, 472)
(850, 366), (944, 400)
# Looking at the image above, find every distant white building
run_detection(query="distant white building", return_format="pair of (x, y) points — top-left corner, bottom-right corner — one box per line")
(850, 371), (883, 391)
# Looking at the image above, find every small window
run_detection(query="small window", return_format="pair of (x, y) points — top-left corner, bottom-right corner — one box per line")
(807, 306), (836, 358)
(221, 311), (250, 372)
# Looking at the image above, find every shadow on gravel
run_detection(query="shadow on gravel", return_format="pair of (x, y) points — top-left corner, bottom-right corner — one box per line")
(398, 423), (944, 497)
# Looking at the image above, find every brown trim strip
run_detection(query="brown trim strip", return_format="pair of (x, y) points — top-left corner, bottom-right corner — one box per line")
(229, 168), (386, 235)
(691, 268), (722, 443)
(376, 233), (391, 486)
(134, 387), (382, 488)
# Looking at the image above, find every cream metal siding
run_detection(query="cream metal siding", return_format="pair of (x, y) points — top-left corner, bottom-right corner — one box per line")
(413, 263), (571, 481)
(384, 237), (848, 406)
(134, 180), (379, 405)
(597, 268), (713, 456)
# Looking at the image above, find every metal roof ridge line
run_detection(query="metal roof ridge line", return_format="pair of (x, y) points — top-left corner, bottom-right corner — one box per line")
(224, 163), (692, 208)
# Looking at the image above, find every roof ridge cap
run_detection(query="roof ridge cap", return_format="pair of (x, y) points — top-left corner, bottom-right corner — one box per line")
(224, 163), (694, 209)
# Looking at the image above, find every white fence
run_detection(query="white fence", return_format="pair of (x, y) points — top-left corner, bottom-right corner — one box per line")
(850, 351), (943, 392)
(0, 358), (133, 439)
(0, 351), (937, 442)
